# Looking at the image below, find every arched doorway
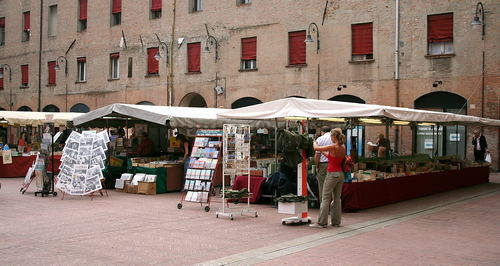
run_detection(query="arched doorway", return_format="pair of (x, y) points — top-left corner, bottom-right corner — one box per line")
(414, 91), (467, 158)
(179, 93), (207, 107)
(70, 103), (90, 113)
(18, 106), (32, 111)
(136, 101), (155, 106)
(231, 97), (262, 109)
(286, 95), (306, 98)
(0, 107), (5, 110)
(328, 95), (366, 156)
(328, 95), (366, 104)
(43, 104), (60, 112)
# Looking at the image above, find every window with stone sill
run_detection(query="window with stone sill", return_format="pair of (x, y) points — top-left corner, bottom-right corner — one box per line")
(190, 0), (203, 13)
(427, 13), (454, 56)
(237, 0), (251, 5)
(77, 58), (86, 82)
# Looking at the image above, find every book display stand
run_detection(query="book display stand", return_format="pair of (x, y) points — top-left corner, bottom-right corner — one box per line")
(177, 130), (222, 212)
(216, 124), (258, 220)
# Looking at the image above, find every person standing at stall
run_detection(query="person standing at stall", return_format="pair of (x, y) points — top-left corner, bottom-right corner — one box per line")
(472, 129), (488, 162)
(314, 126), (332, 205)
(176, 133), (192, 175)
(137, 132), (154, 156)
(310, 129), (346, 228)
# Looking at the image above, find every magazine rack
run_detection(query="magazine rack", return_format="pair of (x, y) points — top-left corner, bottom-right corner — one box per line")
(177, 129), (222, 212)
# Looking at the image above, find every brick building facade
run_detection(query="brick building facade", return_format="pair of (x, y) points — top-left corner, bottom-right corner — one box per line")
(0, 0), (498, 169)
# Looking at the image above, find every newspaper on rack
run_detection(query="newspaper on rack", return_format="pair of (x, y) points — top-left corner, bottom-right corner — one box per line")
(56, 130), (110, 195)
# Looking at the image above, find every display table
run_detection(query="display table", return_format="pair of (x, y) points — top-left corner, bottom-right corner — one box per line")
(0, 155), (62, 178)
(341, 166), (490, 212)
(232, 175), (266, 203)
(130, 164), (183, 194)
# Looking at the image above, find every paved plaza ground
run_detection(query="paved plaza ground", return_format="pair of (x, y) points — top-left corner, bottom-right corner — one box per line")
(1, 173), (500, 265)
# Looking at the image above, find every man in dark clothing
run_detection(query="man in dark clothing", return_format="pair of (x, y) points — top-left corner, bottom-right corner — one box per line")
(472, 129), (488, 162)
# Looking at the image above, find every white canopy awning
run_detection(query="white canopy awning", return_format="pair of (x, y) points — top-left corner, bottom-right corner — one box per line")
(217, 98), (500, 127)
(72, 103), (274, 128)
(0, 111), (83, 126)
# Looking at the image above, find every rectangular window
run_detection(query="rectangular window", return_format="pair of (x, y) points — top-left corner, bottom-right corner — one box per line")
(78, 0), (88, 32)
(48, 5), (58, 37)
(241, 37), (257, 70)
(0, 17), (5, 46)
(21, 65), (29, 87)
(0, 68), (4, 90)
(147, 47), (159, 74)
(237, 0), (251, 5)
(48, 61), (56, 85)
(190, 0), (203, 13)
(187, 42), (201, 72)
(427, 13), (454, 55)
(351, 22), (373, 61)
(110, 53), (120, 79)
(111, 0), (122, 26)
(22, 11), (30, 42)
(151, 0), (162, 19)
(77, 57), (86, 82)
(288, 31), (306, 65)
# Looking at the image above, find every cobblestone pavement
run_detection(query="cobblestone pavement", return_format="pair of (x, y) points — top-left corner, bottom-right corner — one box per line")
(1, 173), (499, 265)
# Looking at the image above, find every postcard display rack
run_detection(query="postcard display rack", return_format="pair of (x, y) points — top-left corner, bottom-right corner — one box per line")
(177, 129), (222, 212)
(216, 124), (258, 220)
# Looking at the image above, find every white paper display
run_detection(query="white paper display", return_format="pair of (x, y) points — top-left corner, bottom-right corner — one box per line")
(56, 130), (109, 195)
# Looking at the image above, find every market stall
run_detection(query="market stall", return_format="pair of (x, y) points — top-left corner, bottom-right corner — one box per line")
(217, 97), (500, 211)
(72, 103), (274, 195)
(0, 111), (82, 178)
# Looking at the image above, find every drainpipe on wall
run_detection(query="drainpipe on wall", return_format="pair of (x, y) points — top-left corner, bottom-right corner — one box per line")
(37, 0), (44, 111)
(167, 0), (177, 106)
(394, 0), (400, 153)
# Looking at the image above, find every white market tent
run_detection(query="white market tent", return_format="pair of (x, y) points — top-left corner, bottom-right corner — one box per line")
(0, 111), (84, 126)
(72, 103), (274, 128)
(217, 97), (500, 127)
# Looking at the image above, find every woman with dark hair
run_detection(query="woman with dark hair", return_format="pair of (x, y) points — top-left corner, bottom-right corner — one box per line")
(310, 129), (346, 228)
(176, 133), (192, 176)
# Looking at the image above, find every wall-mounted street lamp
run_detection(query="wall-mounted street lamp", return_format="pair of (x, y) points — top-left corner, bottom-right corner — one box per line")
(204, 35), (219, 63)
(154, 33), (169, 63)
(54, 55), (68, 76)
(305, 22), (320, 54)
(0, 64), (13, 110)
(471, 2), (485, 40)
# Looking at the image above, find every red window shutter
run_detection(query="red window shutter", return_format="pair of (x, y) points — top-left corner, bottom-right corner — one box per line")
(147, 47), (159, 74)
(288, 31), (306, 65)
(241, 37), (257, 60)
(151, 0), (162, 11)
(110, 53), (120, 59)
(23, 12), (30, 31)
(112, 0), (122, 14)
(21, 65), (29, 85)
(79, 0), (88, 20)
(187, 42), (201, 72)
(428, 13), (453, 43)
(0, 17), (5, 27)
(352, 23), (373, 55)
(0, 68), (3, 89)
(77, 57), (86, 63)
(48, 61), (56, 85)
